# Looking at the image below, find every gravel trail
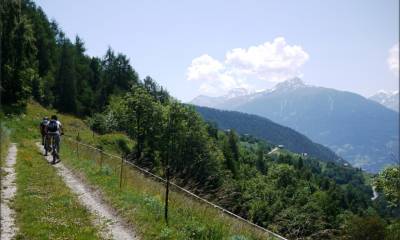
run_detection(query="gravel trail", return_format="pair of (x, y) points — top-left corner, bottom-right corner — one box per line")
(1, 143), (19, 240)
(36, 143), (138, 240)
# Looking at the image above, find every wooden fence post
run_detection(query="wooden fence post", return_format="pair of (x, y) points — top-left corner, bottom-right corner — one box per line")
(119, 155), (124, 189)
(76, 132), (80, 160)
(99, 150), (103, 170)
(164, 165), (170, 226)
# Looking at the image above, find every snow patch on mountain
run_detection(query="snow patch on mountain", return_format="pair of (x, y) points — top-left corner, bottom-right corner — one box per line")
(190, 77), (309, 107)
(369, 90), (399, 112)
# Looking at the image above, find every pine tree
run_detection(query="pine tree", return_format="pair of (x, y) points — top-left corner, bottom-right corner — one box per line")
(256, 144), (267, 174)
(223, 130), (239, 177)
(74, 36), (93, 115)
(1, 1), (37, 108)
(55, 39), (77, 113)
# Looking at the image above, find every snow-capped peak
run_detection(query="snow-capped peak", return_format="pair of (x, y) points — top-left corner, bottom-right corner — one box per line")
(371, 89), (399, 98)
(369, 89), (399, 112)
(377, 89), (389, 94)
(224, 88), (250, 99)
(274, 77), (306, 91)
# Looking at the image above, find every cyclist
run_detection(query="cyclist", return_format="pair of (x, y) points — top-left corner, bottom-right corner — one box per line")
(46, 115), (64, 163)
(39, 117), (49, 146)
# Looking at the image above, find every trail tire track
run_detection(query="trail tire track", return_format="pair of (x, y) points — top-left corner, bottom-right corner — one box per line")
(1, 143), (19, 240)
(36, 143), (138, 240)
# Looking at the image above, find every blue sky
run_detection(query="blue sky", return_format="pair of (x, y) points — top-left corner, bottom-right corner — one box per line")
(35, 0), (399, 101)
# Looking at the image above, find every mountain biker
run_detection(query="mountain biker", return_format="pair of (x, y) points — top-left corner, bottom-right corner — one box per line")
(46, 115), (64, 163)
(40, 117), (49, 146)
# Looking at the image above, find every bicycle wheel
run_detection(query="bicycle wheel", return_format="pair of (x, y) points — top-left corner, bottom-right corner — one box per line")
(51, 137), (57, 164)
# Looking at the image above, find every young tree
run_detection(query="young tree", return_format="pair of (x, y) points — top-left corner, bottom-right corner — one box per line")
(375, 166), (400, 207)
(256, 144), (267, 174)
(222, 130), (239, 178)
(125, 86), (161, 163)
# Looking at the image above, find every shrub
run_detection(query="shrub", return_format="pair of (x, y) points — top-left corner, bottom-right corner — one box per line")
(88, 113), (108, 134)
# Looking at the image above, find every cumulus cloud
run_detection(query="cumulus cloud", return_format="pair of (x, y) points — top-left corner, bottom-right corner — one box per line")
(187, 37), (309, 95)
(388, 43), (399, 77)
(225, 37), (309, 82)
(187, 54), (249, 95)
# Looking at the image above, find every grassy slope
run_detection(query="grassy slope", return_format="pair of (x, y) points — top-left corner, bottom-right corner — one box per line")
(3, 101), (278, 240)
(2, 104), (102, 240)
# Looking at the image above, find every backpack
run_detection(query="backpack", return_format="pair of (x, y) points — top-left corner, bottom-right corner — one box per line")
(47, 120), (58, 133)
(40, 120), (48, 134)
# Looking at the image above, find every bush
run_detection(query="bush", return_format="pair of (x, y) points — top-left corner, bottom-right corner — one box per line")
(386, 221), (400, 240)
(88, 113), (108, 134)
(343, 214), (386, 240)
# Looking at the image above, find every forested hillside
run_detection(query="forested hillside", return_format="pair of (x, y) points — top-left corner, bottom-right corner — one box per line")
(193, 105), (343, 163)
(1, 1), (399, 239)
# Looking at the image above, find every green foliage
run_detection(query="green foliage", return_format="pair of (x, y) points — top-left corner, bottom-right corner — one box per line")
(88, 113), (109, 134)
(1, 1), (37, 110)
(222, 130), (239, 178)
(194, 105), (341, 162)
(343, 214), (386, 240)
(385, 220), (400, 240)
(55, 39), (77, 113)
(95, 88), (223, 190)
(376, 166), (400, 207)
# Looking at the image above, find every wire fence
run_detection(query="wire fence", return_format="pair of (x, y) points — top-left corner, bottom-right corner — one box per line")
(63, 135), (288, 240)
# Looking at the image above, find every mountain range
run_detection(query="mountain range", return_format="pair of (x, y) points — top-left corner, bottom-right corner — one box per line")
(191, 78), (399, 173)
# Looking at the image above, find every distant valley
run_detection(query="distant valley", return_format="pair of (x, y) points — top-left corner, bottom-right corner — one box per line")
(193, 105), (345, 163)
(191, 78), (399, 173)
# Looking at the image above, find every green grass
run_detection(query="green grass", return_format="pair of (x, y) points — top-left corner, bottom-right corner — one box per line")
(61, 140), (271, 240)
(13, 140), (102, 240)
(3, 101), (278, 240)
(2, 103), (103, 240)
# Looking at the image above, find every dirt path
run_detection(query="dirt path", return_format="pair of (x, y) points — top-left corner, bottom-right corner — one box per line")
(268, 147), (279, 155)
(371, 186), (379, 201)
(36, 143), (138, 240)
(1, 143), (19, 240)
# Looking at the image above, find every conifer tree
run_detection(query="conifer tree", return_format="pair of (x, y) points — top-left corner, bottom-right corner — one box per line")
(55, 39), (77, 113)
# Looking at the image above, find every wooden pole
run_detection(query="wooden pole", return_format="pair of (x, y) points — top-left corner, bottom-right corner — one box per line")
(164, 164), (170, 226)
(164, 110), (173, 226)
(100, 151), (103, 170)
(119, 155), (124, 189)
(76, 132), (79, 160)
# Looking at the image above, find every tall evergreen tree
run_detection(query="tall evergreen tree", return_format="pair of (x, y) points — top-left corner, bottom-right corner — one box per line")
(256, 144), (267, 174)
(55, 39), (77, 113)
(223, 130), (239, 177)
(1, 1), (37, 109)
(74, 36), (93, 115)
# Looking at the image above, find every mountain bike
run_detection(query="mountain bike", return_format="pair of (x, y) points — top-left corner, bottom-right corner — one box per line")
(44, 135), (50, 156)
(48, 134), (60, 164)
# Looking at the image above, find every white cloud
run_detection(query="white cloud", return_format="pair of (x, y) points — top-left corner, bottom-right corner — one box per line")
(388, 43), (399, 77)
(187, 37), (309, 95)
(187, 54), (224, 82)
(187, 54), (249, 95)
(225, 37), (309, 82)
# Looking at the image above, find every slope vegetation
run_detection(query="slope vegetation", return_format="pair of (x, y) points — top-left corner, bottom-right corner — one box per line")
(194, 105), (342, 163)
(1, 102), (277, 240)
